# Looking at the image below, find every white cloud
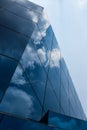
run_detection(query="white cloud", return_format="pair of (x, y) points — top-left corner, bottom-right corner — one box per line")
(37, 47), (46, 64)
(31, 25), (42, 43)
(38, 11), (50, 37)
(27, 10), (38, 23)
(21, 44), (46, 68)
(11, 65), (26, 85)
(0, 87), (34, 117)
(21, 41), (61, 70)
(30, 10), (50, 44)
(46, 48), (61, 68)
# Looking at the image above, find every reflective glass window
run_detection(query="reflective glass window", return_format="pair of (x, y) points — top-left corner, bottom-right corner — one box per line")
(60, 84), (69, 115)
(0, 113), (54, 130)
(48, 111), (87, 130)
(61, 68), (69, 96)
(0, 65), (42, 121)
(0, 10), (35, 37)
(20, 40), (48, 105)
(0, 55), (17, 101)
(0, 26), (29, 60)
(43, 80), (60, 114)
(48, 67), (60, 102)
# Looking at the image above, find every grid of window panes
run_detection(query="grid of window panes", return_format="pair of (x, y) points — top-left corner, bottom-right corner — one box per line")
(0, 0), (86, 123)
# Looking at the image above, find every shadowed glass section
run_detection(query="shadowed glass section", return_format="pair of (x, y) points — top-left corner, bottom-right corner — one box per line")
(43, 81), (60, 114)
(0, 0), (35, 60)
(0, 65), (42, 121)
(0, 56), (17, 101)
(0, 10), (34, 37)
(0, 26), (30, 60)
(48, 111), (87, 130)
(0, 113), (54, 130)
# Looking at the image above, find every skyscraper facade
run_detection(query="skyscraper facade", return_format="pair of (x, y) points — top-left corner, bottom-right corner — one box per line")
(0, 0), (86, 129)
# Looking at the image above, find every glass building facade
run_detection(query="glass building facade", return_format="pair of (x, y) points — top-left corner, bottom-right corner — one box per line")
(0, 0), (86, 129)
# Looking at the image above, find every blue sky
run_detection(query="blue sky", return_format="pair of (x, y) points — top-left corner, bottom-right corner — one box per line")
(29, 0), (87, 116)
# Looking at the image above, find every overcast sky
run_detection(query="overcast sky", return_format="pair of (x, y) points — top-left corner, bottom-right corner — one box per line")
(29, 0), (87, 116)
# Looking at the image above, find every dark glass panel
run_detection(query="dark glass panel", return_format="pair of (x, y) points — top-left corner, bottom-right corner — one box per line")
(0, 55), (17, 101)
(48, 111), (87, 130)
(0, 0), (43, 14)
(0, 113), (54, 130)
(43, 80), (60, 114)
(0, 65), (42, 121)
(0, 9), (35, 37)
(0, 26), (29, 60)
(0, 0), (10, 7)
(16, 0), (43, 13)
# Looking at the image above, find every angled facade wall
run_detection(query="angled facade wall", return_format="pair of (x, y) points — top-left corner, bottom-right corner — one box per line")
(0, 0), (86, 124)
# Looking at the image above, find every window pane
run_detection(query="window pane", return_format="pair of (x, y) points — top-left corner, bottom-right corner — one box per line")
(0, 56), (17, 101)
(0, 26), (29, 60)
(20, 40), (48, 105)
(48, 111), (87, 130)
(0, 65), (42, 121)
(0, 10), (35, 37)
(43, 80), (60, 114)
(0, 113), (54, 130)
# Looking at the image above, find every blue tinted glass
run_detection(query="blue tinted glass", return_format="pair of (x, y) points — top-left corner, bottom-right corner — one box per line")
(48, 67), (60, 102)
(0, 65), (42, 121)
(43, 80), (60, 114)
(0, 55), (17, 101)
(0, 0), (43, 13)
(51, 35), (59, 50)
(60, 84), (69, 115)
(0, 113), (54, 130)
(0, 0), (10, 6)
(0, 10), (34, 37)
(48, 111), (87, 130)
(41, 26), (53, 51)
(20, 40), (47, 105)
(0, 26), (29, 60)
(61, 68), (69, 95)
(60, 58), (68, 77)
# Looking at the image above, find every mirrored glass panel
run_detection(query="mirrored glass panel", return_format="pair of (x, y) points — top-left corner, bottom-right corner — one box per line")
(0, 113), (54, 130)
(60, 68), (69, 96)
(60, 84), (69, 115)
(0, 9), (34, 37)
(48, 111), (87, 130)
(43, 80), (60, 114)
(0, 26), (29, 60)
(48, 67), (60, 103)
(0, 55), (17, 101)
(0, 65), (42, 121)
(41, 26), (54, 51)
(20, 39), (47, 105)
